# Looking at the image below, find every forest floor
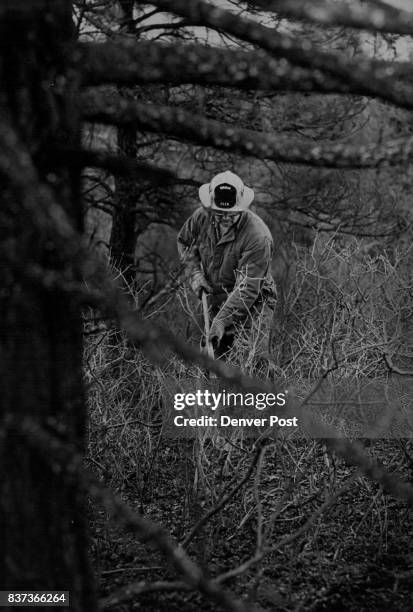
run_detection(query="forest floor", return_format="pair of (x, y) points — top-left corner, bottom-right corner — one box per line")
(84, 332), (413, 611)
(89, 438), (413, 612)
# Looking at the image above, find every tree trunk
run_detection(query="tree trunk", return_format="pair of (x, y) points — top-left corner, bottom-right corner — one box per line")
(110, 126), (139, 285)
(109, 0), (139, 288)
(0, 2), (97, 609)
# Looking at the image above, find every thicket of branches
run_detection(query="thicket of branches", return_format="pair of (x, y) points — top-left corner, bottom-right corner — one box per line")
(79, 0), (413, 375)
(2, 1), (413, 611)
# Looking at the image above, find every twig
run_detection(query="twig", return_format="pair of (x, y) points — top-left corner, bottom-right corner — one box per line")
(101, 565), (162, 575)
(86, 456), (106, 472)
(383, 351), (413, 376)
(253, 447), (266, 554)
(10, 417), (253, 612)
(180, 445), (264, 548)
(102, 418), (162, 430)
(216, 471), (359, 584)
(266, 471), (360, 553)
(101, 580), (190, 610)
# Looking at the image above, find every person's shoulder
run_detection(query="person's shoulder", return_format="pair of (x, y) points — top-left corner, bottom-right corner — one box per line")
(193, 206), (208, 219)
(188, 206), (209, 224)
(242, 210), (273, 242)
(180, 206), (208, 231)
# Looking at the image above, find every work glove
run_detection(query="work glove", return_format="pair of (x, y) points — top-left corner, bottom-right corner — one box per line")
(208, 317), (226, 347)
(190, 270), (212, 299)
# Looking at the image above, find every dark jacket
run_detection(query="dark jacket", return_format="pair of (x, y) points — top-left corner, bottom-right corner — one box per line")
(177, 207), (276, 327)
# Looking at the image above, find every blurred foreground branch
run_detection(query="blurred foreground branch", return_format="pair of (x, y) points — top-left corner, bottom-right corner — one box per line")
(149, 0), (413, 112)
(81, 92), (413, 169)
(8, 417), (252, 612)
(3, 115), (413, 537)
(253, 0), (413, 36)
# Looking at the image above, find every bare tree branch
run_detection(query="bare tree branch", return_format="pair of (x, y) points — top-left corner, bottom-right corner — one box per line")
(21, 246), (413, 511)
(101, 581), (190, 610)
(76, 38), (413, 97)
(4, 119), (413, 514)
(81, 92), (413, 169)
(9, 417), (253, 612)
(148, 0), (413, 111)
(58, 147), (199, 186)
(383, 352), (413, 376)
(252, 0), (413, 36)
(75, 40), (355, 94)
(180, 445), (264, 548)
(216, 470), (359, 583)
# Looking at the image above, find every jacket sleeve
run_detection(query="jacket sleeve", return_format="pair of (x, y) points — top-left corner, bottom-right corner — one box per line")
(176, 211), (203, 279)
(215, 235), (273, 327)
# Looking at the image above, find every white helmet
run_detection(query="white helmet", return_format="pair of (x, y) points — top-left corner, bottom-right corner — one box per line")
(199, 171), (254, 212)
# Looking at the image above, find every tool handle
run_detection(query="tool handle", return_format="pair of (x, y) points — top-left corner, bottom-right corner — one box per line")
(201, 291), (215, 360)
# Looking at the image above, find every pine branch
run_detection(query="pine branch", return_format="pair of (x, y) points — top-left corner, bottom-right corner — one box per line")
(149, 0), (413, 111)
(76, 39), (413, 92)
(253, 0), (413, 36)
(81, 91), (413, 169)
(76, 39), (354, 94)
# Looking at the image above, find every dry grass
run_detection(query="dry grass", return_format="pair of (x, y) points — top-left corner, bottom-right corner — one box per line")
(84, 240), (413, 610)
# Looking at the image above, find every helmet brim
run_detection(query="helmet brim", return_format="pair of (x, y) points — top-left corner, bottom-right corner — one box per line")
(199, 182), (254, 211)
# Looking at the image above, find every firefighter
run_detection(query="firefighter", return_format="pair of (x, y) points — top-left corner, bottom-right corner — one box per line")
(177, 171), (276, 361)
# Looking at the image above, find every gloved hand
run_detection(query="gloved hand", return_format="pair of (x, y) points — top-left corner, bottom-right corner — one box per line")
(208, 317), (226, 347)
(190, 270), (212, 298)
